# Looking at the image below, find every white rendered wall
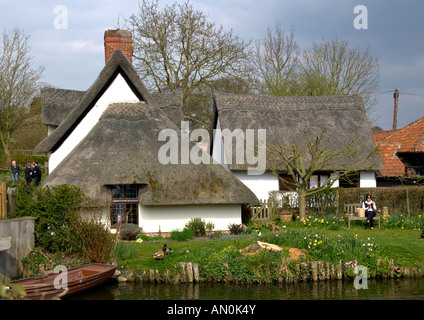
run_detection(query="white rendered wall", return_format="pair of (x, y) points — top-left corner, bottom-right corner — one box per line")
(212, 117), (277, 200)
(211, 117), (229, 170)
(48, 73), (139, 173)
(232, 171), (279, 201)
(360, 171), (377, 188)
(140, 204), (242, 233)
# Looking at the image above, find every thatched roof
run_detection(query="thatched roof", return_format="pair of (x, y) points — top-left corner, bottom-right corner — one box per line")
(35, 50), (183, 153)
(213, 93), (383, 172)
(40, 87), (183, 128)
(42, 102), (258, 206)
(41, 88), (86, 126)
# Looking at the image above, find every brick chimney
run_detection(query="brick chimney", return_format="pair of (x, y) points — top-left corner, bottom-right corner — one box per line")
(104, 29), (133, 64)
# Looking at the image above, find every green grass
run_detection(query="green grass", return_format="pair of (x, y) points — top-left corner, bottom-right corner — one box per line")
(332, 227), (424, 267)
(116, 227), (424, 277)
(116, 237), (254, 271)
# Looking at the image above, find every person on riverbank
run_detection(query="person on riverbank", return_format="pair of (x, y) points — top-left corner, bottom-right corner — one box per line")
(11, 160), (21, 181)
(362, 194), (377, 230)
(24, 163), (33, 186)
(30, 161), (42, 187)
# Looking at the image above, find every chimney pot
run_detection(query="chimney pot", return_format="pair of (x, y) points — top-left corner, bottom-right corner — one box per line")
(104, 29), (133, 64)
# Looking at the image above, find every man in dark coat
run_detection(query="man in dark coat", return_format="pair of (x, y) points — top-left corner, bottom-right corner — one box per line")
(30, 161), (42, 187)
(11, 160), (21, 181)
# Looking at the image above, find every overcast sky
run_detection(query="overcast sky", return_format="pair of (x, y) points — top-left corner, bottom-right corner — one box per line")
(1, 0), (423, 130)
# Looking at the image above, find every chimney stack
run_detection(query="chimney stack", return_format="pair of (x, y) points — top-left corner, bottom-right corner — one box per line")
(104, 29), (133, 64)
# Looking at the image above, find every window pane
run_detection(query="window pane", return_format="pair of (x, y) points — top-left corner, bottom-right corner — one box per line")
(111, 184), (138, 199)
(111, 203), (124, 225)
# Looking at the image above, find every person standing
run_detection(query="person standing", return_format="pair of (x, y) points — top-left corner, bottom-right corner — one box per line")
(11, 160), (21, 181)
(362, 194), (377, 230)
(24, 163), (33, 186)
(31, 161), (42, 187)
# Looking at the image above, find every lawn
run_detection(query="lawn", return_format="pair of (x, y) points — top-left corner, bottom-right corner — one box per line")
(116, 237), (254, 271)
(116, 226), (424, 277)
(333, 227), (424, 267)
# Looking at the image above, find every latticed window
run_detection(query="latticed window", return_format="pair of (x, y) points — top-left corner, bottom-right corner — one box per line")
(110, 185), (139, 227)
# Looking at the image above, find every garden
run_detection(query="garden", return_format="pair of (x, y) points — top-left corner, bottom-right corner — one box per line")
(3, 182), (424, 286)
(113, 213), (424, 283)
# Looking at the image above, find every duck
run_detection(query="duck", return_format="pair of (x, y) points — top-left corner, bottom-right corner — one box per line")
(154, 250), (164, 260)
(162, 244), (173, 255)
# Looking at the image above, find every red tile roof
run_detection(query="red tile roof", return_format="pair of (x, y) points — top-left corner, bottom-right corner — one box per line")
(374, 116), (424, 177)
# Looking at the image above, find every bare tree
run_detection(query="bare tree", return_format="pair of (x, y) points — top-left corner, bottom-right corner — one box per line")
(126, 0), (251, 129)
(299, 38), (380, 114)
(251, 26), (380, 119)
(252, 20), (298, 96)
(267, 128), (379, 219)
(0, 27), (44, 165)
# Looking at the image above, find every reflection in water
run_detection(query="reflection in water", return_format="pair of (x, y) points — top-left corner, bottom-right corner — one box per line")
(69, 278), (424, 300)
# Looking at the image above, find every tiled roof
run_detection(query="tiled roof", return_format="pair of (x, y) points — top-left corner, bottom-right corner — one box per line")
(374, 116), (424, 177)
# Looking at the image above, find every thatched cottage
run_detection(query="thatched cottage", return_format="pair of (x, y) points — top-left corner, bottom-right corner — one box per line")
(211, 93), (384, 200)
(35, 30), (258, 233)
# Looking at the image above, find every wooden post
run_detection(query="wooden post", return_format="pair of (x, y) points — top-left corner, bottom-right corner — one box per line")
(406, 189), (410, 217)
(1, 182), (7, 219)
(393, 88), (399, 130)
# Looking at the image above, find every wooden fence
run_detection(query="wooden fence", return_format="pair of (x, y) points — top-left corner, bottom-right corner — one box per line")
(251, 199), (278, 222)
(0, 182), (6, 219)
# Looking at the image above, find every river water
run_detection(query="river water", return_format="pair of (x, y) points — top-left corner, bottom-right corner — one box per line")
(69, 277), (424, 300)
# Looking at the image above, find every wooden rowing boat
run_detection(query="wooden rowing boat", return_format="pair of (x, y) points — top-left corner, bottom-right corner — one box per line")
(9, 263), (116, 300)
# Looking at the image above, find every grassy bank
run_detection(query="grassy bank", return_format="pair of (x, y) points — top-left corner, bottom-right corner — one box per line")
(115, 227), (424, 283)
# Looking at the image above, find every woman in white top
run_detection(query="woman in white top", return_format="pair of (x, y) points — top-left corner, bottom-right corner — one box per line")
(362, 194), (377, 230)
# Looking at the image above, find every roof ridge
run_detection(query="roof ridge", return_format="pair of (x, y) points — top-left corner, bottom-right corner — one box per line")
(35, 49), (156, 153)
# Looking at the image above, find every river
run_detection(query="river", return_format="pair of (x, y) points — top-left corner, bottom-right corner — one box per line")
(68, 277), (424, 300)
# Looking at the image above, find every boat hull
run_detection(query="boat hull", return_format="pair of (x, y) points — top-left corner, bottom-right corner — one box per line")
(11, 264), (116, 300)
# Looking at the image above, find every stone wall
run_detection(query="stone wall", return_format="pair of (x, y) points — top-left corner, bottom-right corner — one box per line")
(0, 217), (36, 282)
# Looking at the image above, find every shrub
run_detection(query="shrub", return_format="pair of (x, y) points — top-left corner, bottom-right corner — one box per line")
(206, 221), (215, 235)
(185, 217), (206, 237)
(63, 211), (118, 263)
(228, 223), (244, 235)
(119, 223), (142, 241)
(169, 228), (195, 241)
(14, 183), (86, 253)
